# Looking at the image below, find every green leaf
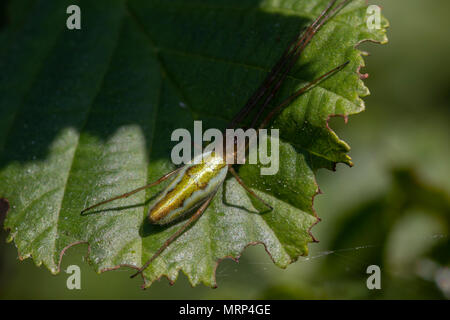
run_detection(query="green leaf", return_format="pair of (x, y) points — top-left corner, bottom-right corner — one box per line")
(0, 0), (388, 287)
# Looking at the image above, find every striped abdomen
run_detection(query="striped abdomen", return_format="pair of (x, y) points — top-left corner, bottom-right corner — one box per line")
(148, 151), (228, 225)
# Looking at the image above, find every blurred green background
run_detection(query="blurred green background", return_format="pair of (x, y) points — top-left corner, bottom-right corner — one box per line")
(0, 0), (449, 299)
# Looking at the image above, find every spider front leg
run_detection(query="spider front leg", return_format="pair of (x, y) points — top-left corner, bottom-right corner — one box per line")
(229, 166), (273, 211)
